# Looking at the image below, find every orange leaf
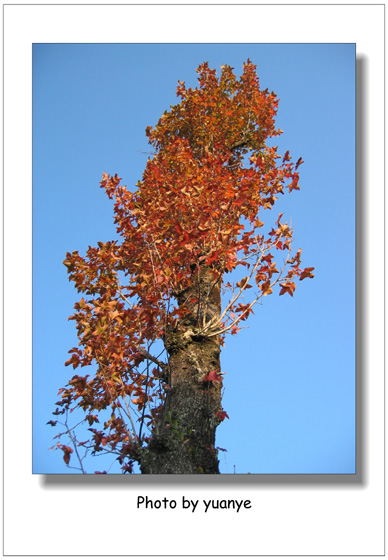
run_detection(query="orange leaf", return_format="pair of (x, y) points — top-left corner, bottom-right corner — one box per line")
(300, 267), (315, 281)
(279, 282), (296, 297)
(61, 445), (73, 465)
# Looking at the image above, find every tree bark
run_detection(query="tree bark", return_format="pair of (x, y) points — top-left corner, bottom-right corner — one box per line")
(139, 267), (223, 474)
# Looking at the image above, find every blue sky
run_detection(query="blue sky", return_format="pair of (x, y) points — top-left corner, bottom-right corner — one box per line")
(33, 43), (355, 474)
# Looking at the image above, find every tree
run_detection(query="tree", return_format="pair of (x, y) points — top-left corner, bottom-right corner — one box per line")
(50, 60), (314, 474)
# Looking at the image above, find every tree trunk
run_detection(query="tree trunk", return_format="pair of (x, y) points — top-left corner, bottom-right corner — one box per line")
(139, 267), (223, 474)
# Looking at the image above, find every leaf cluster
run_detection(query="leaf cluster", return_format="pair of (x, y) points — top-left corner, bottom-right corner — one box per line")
(51, 60), (314, 472)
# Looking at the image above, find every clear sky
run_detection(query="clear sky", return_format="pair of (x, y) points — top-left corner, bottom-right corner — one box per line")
(33, 43), (355, 475)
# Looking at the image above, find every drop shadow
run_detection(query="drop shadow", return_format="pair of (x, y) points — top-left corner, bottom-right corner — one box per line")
(40, 54), (366, 490)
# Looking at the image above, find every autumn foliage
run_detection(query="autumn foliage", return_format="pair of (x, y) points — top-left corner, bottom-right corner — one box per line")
(50, 60), (313, 473)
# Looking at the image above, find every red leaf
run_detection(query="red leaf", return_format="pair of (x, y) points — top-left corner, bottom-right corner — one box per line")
(276, 213), (284, 225)
(215, 410), (229, 422)
(201, 370), (224, 383)
(254, 218), (264, 228)
(283, 150), (291, 162)
(279, 282), (296, 297)
(288, 179), (300, 193)
(61, 445), (73, 465)
(295, 157), (304, 169)
(300, 267), (315, 281)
